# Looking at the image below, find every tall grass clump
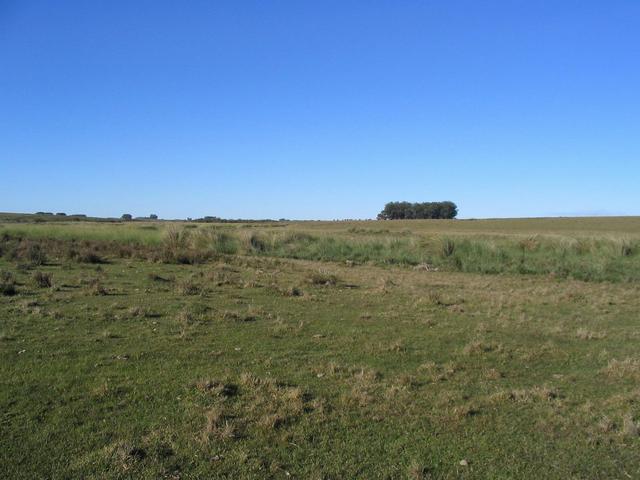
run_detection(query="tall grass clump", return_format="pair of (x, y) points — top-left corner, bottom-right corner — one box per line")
(212, 232), (238, 255)
(434, 235), (640, 282)
(161, 228), (198, 264)
(441, 238), (456, 258)
(32, 271), (53, 288)
(262, 232), (424, 265)
(2, 240), (48, 266)
(247, 232), (269, 253)
(0, 270), (17, 296)
(161, 227), (242, 263)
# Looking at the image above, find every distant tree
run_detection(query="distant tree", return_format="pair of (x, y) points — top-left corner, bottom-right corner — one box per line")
(121, 214), (133, 221)
(149, 214), (158, 220)
(439, 201), (458, 219)
(378, 201), (458, 220)
(55, 212), (66, 216)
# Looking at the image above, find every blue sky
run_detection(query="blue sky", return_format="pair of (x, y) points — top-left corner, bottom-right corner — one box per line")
(1, 1), (639, 219)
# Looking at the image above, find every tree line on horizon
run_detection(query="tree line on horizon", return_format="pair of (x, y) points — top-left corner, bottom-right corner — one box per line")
(377, 201), (458, 220)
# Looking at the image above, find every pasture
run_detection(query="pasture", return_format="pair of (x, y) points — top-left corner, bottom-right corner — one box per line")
(1, 216), (639, 478)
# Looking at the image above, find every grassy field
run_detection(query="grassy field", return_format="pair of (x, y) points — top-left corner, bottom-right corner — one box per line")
(1, 217), (640, 478)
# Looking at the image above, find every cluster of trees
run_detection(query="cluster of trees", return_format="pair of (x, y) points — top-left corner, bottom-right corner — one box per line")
(193, 216), (279, 223)
(377, 201), (458, 220)
(35, 212), (86, 218)
(121, 214), (158, 221)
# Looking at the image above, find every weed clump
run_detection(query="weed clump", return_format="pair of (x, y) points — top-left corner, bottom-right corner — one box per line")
(576, 328), (606, 340)
(247, 233), (268, 253)
(202, 408), (238, 442)
(195, 379), (238, 397)
(68, 247), (105, 264)
(0, 270), (17, 296)
(177, 277), (202, 296)
(462, 338), (502, 355)
(161, 228), (207, 264)
(147, 273), (171, 282)
(26, 243), (47, 266)
(285, 286), (303, 297)
(307, 270), (338, 286)
(32, 271), (52, 288)
(212, 232), (238, 255)
(88, 279), (109, 296)
(441, 238), (456, 257)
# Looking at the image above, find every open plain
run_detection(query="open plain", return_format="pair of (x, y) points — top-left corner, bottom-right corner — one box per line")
(1, 216), (640, 478)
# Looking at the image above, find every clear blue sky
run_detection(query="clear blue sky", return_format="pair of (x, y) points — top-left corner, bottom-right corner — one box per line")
(1, 1), (639, 219)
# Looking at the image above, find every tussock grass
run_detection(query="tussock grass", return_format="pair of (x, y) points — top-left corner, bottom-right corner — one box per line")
(31, 271), (52, 288)
(176, 276), (202, 296)
(306, 269), (339, 286)
(0, 269), (17, 295)
(576, 328), (606, 340)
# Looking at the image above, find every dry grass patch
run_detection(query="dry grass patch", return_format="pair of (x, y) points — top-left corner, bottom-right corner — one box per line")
(195, 379), (238, 397)
(484, 368), (504, 380)
(176, 277), (202, 296)
(489, 385), (560, 404)
(84, 278), (109, 296)
(376, 276), (396, 294)
(236, 373), (313, 432)
(202, 407), (238, 442)
(127, 306), (152, 319)
(385, 339), (406, 353)
(306, 269), (339, 286)
(343, 384), (374, 408)
(32, 270), (52, 288)
(418, 361), (459, 382)
(462, 338), (503, 355)
(622, 414), (639, 438)
(408, 461), (432, 480)
(352, 366), (382, 384)
(576, 328), (606, 340)
(147, 272), (172, 283)
(602, 358), (640, 380)
(222, 306), (261, 323)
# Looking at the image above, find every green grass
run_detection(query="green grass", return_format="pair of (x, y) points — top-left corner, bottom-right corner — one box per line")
(0, 222), (164, 245)
(3, 218), (640, 282)
(1, 218), (640, 478)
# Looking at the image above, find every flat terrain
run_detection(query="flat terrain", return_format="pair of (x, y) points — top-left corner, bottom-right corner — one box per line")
(1, 217), (639, 478)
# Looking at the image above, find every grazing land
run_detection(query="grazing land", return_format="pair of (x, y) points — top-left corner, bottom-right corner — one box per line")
(1, 216), (640, 478)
